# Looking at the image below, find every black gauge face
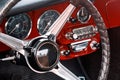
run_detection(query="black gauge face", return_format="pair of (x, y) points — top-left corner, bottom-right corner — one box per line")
(5, 13), (32, 39)
(77, 7), (91, 23)
(37, 10), (60, 35)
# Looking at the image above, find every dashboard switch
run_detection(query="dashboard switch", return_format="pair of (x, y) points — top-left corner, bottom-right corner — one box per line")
(61, 50), (70, 56)
(90, 41), (100, 50)
(69, 17), (78, 23)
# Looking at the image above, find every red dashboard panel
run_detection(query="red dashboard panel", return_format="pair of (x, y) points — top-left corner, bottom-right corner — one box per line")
(0, 0), (114, 60)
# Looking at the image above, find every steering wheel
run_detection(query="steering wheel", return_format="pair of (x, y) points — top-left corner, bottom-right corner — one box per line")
(0, 0), (110, 80)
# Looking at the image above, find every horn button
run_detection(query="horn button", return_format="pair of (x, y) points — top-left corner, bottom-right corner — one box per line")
(27, 38), (60, 71)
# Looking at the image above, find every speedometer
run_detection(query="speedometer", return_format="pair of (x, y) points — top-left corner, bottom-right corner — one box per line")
(5, 13), (32, 40)
(37, 10), (60, 35)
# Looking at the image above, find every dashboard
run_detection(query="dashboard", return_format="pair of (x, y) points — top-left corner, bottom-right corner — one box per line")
(0, 0), (113, 60)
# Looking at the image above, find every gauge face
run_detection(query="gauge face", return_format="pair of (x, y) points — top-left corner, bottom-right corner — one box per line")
(37, 10), (60, 35)
(5, 13), (32, 39)
(77, 7), (91, 23)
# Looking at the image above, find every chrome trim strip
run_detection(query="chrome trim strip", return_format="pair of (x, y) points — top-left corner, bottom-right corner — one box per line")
(71, 39), (91, 46)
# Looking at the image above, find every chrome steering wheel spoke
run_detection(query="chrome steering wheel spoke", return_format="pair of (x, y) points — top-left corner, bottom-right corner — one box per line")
(0, 32), (28, 56)
(51, 62), (80, 80)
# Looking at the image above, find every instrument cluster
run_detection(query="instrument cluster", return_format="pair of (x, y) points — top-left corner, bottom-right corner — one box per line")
(5, 6), (92, 39)
(0, 1), (100, 60)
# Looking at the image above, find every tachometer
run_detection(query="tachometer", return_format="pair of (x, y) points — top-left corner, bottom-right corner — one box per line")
(5, 13), (32, 40)
(37, 10), (60, 35)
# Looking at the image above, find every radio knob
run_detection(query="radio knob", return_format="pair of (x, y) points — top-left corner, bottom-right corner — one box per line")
(66, 32), (78, 40)
(72, 33), (78, 39)
(65, 32), (73, 39)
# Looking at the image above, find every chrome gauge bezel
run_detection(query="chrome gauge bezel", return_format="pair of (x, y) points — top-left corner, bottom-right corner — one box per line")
(5, 13), (32, 40)
(37, 10), (60, 35)
(77, 7), (91, 24)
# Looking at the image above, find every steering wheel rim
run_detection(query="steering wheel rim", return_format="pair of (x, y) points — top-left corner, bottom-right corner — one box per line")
(80, 1), (110, 80)
(0, 0), (110, 80)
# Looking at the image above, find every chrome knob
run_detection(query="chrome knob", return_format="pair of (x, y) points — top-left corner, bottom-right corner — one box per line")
(65, 32), (78, 40)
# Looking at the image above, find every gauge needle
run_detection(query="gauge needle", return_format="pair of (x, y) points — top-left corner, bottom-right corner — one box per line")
(43, 20), (51, 33)
(81, 8), (84, 17)
(9, 23), (20, 34)
(47, 4), (76, 37)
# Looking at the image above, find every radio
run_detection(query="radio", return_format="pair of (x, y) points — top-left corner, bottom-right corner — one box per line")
(70, 39), (91, 52)
(65, 25), (98, 40)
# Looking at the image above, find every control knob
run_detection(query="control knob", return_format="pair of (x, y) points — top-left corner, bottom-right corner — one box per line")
(90, 40), (100, 50)
(65, 32), (78, 40)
